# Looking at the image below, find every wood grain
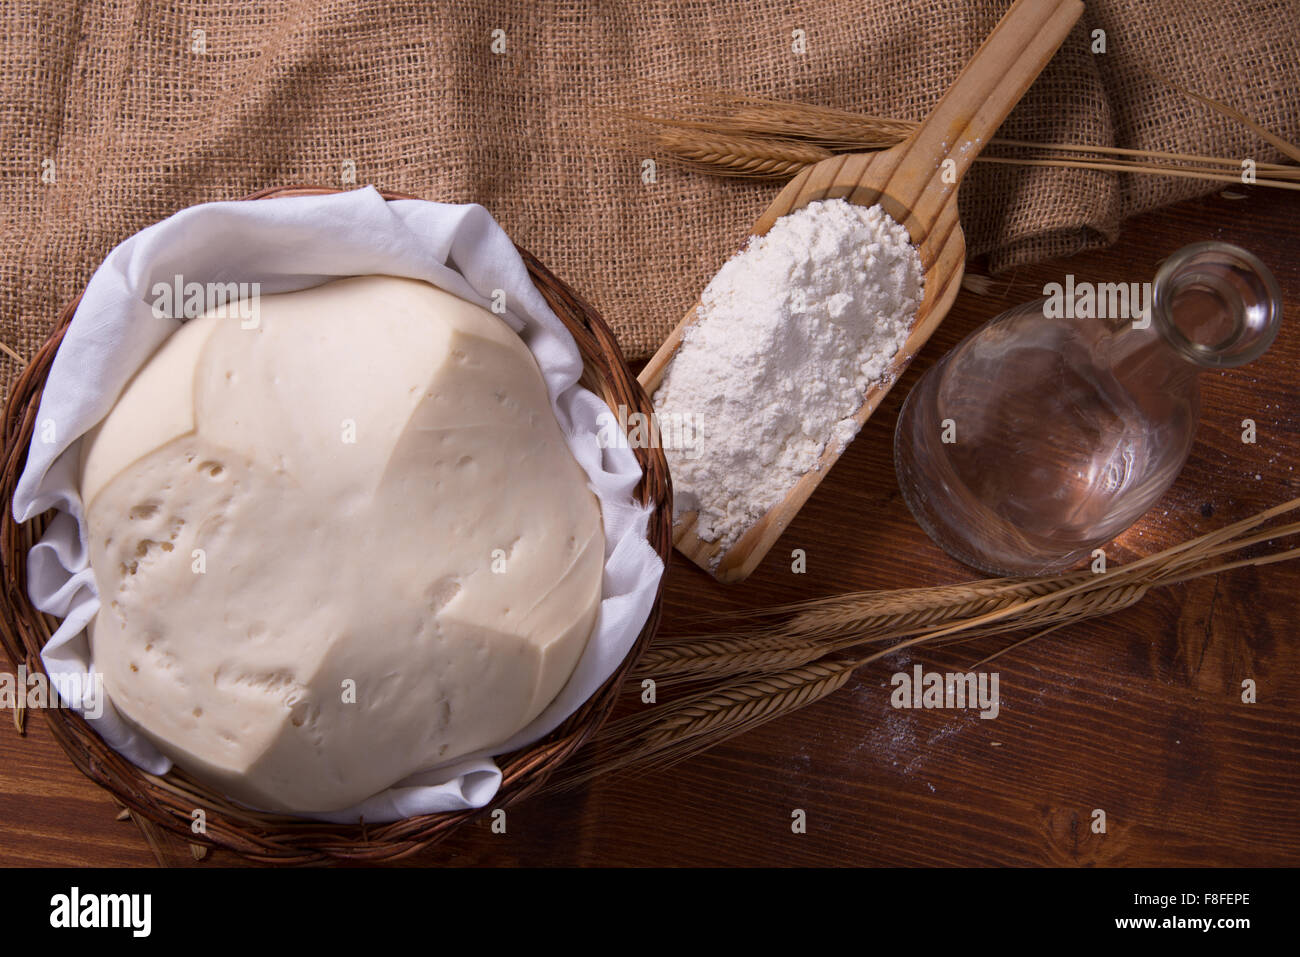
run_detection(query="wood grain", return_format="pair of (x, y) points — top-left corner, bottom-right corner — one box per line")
(639, 0), (1084, 582)
(2, 184), (1299, 867)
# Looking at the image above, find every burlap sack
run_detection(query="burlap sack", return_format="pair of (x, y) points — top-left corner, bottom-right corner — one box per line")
(2, 0), (1296, 397)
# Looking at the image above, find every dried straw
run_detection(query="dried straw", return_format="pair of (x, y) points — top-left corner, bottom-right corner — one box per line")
(545, 495), (1300, 792)
(621, 89), (1300, 190)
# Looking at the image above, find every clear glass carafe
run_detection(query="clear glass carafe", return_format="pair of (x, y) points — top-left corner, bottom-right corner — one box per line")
(894, 242), (1283, 576)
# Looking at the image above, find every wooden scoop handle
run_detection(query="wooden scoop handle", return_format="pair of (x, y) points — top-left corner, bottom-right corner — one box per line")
(879, 0), (1083, 236)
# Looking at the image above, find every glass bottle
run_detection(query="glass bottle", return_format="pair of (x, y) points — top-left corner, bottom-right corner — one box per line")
(894, 242), (1283, 577)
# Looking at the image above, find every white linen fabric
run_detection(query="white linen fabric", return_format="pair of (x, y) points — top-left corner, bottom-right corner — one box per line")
(10, 186), (664, 823)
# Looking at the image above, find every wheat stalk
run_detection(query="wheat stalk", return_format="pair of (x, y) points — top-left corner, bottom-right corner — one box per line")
(543, 496), (1300, 793)
(979, 155), (1300, 191)
(681, 90), (1300, 171)
(642, 501), (1300, 679)
(551, 659), (862, 789)
(1162, 80), (1300, 165)
(677, 93), (916, 147)
(623, 88), (1300, 189)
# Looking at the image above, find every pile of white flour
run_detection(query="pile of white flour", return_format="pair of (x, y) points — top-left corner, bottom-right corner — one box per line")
(653, 197), (924, 560)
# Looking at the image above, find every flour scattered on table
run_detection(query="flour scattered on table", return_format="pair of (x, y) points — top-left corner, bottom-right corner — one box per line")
(653, 198), (924, 560)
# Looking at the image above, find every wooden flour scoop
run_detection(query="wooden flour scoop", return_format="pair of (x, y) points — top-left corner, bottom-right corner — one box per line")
(638, 0), (1084, 582)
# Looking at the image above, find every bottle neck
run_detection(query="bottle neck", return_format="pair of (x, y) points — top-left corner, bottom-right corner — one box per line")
(1104, 242), (1280, 397)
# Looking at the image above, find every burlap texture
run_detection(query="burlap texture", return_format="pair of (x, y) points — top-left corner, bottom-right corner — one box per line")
(2, 1), (1297, 397)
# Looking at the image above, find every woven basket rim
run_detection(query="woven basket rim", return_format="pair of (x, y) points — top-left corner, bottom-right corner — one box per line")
(0, 185), (673, 864)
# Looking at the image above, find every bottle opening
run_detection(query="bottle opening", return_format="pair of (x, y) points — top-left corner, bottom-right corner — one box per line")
(1154, 242), (1283, 368)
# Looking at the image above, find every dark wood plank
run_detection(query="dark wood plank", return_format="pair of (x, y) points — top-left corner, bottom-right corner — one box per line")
(2, 185), (1298, 867)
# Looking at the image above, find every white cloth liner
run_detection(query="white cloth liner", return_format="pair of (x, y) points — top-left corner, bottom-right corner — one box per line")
(10, 186), (664, 824)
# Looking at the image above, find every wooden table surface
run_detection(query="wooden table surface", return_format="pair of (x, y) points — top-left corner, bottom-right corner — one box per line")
(3, 187), (1298, 868)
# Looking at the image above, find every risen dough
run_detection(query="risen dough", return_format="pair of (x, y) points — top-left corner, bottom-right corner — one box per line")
(79, 275), (604, 813)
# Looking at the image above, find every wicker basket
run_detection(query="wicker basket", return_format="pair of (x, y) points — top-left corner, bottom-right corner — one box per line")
(0, 185), (673, 864)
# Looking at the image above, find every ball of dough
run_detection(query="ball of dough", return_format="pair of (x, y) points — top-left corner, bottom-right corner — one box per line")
(79, 275), (604, 813)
